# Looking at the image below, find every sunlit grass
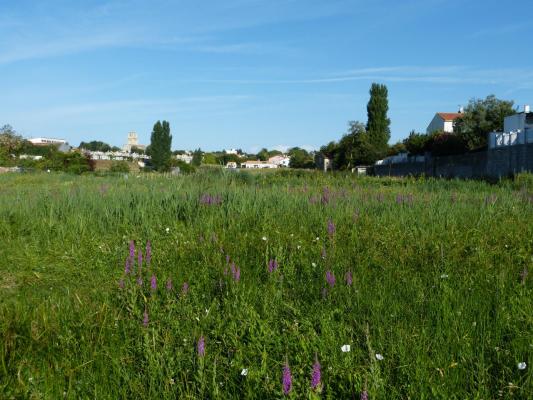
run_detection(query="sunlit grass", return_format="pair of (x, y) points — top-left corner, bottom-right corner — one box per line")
(1, 170), (532, 399)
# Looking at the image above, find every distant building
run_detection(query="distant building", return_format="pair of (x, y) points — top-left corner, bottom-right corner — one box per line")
(426, 112), (463, 134)
(122, 131), (146, 153)
(268, 155), (290, 167)
(241, 160), (278, 169)
(489, 105), (533, 148)
(225, 161), (238, 169)
(176, 153), (193, 164)
(28, 137), (66, 146)
(315, 153), (331, 171)
(224, 149), (239, 155)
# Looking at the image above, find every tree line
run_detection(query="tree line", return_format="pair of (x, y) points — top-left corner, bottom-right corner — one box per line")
(320, 85), (517, 170)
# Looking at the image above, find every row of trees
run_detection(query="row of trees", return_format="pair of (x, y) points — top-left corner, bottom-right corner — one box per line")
(0, 125), (93, 173)
(319, 87), (518, 170)
(401, 95), (516, 157)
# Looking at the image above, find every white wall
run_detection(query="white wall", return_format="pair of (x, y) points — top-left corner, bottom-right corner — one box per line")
(426, 114), (444, 134)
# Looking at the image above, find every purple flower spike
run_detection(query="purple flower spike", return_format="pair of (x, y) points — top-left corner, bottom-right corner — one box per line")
(129, 240), (135, 260)
(268, 259), (278, 273)
(146, 241), (151, 266)
(311, 359), (321, 390)
(150, 275), (157, 291)
(226, 254), (230, 264)
(166, 278), (173, 291)
(143, 308), (149, 327)
(124, 258), (131, 274)
(118, 279), (125, 289)
(282, 363), (292, 395)
(197, 335), (205, 357)
(326, 270), (336, 287)
(345, 271), (353, 286)
(327, 219), (336, 236)
(233, 266), (241, 282)
(181, 282), (189, 296)
(360, 390), (369, 400)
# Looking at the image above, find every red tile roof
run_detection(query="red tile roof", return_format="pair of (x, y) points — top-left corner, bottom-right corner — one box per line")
(437, 112), (462, 121)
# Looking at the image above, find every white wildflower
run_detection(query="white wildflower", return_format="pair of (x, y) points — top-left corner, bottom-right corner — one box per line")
(262, 236), (267, 241)
(518, 362), (527, 370)
(241, 368), (248, 376)
(440, 274), (449, 279)
(375, 353), (384, 361)
(297, 245), (301, 250)
(312, 262), (317, 267)
(165, 227), (170, 233)
(341, 344), (351, 352)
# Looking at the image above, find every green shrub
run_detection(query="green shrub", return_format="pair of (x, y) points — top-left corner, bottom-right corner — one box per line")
(109, 161), (131, 173)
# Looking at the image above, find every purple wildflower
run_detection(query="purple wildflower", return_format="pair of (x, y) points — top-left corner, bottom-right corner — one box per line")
(327, 219), (336, 236)
(124, 258), (131, 274)
(150, 275), (157, 291)
(118, 279), (125, 289)
(137, 276), (143, 286)
(268, 259), (278, 273)
(282, 363), (292, 395)
(345, 271), (353, 286)
(396, 194), (403, 204)
(129, 240), (135, 260)
(326, 270), (336, 287)
(146, 241), (151, 266)
(143, 308), (149, 327)
(226, 254), (231, 264)
(166, 278), (173, 291)
(311, 359), (321, 390)
(233, 265), (241, 282)
(197, 335), (205, 357)
(360, 390), (369, 400)
(181, 282), (189, 296)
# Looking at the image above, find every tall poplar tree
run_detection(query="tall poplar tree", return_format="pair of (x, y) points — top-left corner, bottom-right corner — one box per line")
(150, 120), (172, 171)
(366, 83), (391, 157)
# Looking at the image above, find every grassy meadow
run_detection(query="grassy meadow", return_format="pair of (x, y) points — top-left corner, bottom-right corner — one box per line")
(1, 170), (532, 399)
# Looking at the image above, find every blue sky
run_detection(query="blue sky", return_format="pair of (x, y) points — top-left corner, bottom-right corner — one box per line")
(1, 0), (532, 152)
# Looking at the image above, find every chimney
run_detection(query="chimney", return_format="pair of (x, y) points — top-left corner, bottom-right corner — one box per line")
(525, 104), (530, 113)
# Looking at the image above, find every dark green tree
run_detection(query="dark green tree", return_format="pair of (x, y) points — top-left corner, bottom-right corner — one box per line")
(288, 147), (315, 169)
(403, 130), (430, 155)
(256, 148), (269, 161)
(79, 141), (112, 152)
(149, 120), (172, 171)
(192, 148), (203, 166)
(454, 95), (516, 150)
(366, 83), (391, 157)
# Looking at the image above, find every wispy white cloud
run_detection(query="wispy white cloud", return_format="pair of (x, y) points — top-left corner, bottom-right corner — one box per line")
(192, 65), (533, 87)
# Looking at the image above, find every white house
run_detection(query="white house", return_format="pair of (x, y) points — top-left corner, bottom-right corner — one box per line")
(225, 161), (238, 169)
(224, 148), (239, 155)
(489, 105), (533, 148)
(426, 112), (462, 134)
(241, 160), (278, 169)
(268, 155), (290, 167)
(176, 153), (193, 164)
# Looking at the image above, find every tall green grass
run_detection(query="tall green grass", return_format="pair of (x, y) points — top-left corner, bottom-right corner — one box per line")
(0, 171), (532, 399)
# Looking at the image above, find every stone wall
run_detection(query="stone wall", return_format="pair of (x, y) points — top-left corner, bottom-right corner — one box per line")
(374, 143), (533, 179)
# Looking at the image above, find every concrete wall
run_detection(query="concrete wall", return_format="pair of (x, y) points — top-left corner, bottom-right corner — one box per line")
(374, 143), (533, 179)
